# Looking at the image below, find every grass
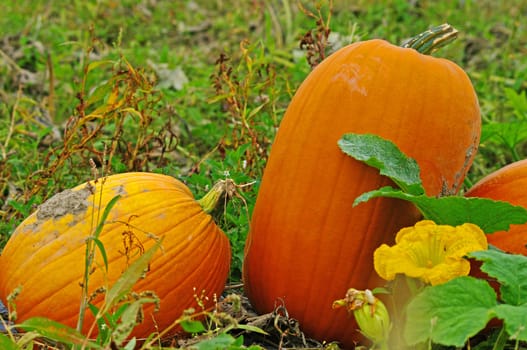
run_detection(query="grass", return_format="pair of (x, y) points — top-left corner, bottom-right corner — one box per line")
(1, 0), (527, 348)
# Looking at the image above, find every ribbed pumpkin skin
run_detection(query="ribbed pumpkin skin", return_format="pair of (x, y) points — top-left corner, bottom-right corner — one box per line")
(0, 172), (231, 338)
(243, 39), (481, 348)
(465, 159), (527, 255)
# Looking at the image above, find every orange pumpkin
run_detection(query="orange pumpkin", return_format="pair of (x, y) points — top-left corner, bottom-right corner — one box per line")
(465, 159), (527, 255)
(243, 25), (481, 348)
(0, 172), (231, 339)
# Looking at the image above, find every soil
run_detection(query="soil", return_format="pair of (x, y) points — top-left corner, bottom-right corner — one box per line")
(173, 285), (337, 350)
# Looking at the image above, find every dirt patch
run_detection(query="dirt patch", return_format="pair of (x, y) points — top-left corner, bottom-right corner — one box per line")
(36, 185), (92, 221)
(170, 287), (332, 350)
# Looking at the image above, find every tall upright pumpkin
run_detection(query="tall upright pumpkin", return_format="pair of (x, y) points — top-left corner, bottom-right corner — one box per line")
(0, 172), (231, 339)
(243, 25), (481, 347)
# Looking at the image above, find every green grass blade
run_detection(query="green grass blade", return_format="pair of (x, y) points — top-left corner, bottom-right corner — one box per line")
(101, 238), (163, 315)
(89, 237), (109, 272)
(17, 317), (102, 348)
(93, 195), (121, 239)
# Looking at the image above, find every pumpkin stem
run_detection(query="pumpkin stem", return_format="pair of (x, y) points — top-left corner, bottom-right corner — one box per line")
(198, 179), (237, 214)
(401, 23), (458, 55)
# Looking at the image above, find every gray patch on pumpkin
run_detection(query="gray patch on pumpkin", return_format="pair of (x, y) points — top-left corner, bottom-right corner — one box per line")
(36, 185), (92, 221)
(113, 184), (127, 196)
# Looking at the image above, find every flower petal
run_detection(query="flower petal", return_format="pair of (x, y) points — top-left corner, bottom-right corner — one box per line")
(374, 243), (425, 281)
(422, 259), (471, 285)
(374, 220), (488, 285)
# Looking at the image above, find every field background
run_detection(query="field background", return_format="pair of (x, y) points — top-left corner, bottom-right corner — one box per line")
(1, 0), (526, 299)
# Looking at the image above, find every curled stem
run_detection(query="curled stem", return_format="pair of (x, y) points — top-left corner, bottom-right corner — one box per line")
(198, 179), (237, 214)
(401, 23), (459, 55)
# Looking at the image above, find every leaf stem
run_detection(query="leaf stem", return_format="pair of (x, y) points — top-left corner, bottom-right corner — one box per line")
(491, 327), (508, 350)
(197, 179), (236, 214)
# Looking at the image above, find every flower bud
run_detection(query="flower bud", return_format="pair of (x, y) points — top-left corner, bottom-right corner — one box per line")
(333, 289), (391, 348)
(353, 290), (391, 346)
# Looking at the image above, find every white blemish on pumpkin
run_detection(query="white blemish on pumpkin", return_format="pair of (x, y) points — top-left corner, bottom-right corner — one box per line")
(113, 185), (127, 196)
(335, 63), (368, 96)
(36, 186), (92, 221)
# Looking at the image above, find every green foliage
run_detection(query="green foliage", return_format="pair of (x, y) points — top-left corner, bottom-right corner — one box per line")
(340, 133), (527, 348)
(356, 187), (527, 234)
(338, 134), (423, 195)
(480, 88), (527, 162)
(77, 194), (120, 333)
(181, 319), (207, 334)
(405, 250), (527, 347)
(17, 317), (103, 349)
(339, 133), (527, 233)
(0, 333), (18, 350)
(180, 318), (266, 350)
(471, 250), (527, 306)
(404, 276), (497, 347)
(85, 240), (162, 347)
(1, 0), (526, 277)
(190, 333), (263, 350)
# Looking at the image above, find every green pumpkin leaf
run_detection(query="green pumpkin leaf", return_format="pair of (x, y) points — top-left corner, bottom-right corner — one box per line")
(470, 250), (527, 305)
(338, 133), (424, 195)
(404, 276), (497, 347)
(355, 186), (527, 233)
(493, 304), (527, 341)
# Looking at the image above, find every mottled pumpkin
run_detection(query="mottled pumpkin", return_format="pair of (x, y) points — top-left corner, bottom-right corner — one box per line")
(465, 159), (527, 255)
(243, 28), (481, 348)
(0, 172), (231, 338)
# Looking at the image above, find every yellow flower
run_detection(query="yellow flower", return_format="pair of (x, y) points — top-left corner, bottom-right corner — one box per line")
(374, 220), (488, 286)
